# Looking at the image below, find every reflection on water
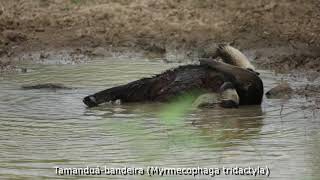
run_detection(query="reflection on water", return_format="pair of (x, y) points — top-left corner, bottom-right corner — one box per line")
(0, 57), (319, 179)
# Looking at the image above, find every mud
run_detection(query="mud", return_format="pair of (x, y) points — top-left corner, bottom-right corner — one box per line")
(266, 82), (293, 99)
(0, 1), (319, 61)
(0, 0), (319, 98)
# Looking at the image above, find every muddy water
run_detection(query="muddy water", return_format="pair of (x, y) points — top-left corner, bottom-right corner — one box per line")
(0, 57), (319, 180)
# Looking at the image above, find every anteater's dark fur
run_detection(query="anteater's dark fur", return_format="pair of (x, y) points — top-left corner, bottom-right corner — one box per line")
(83, 62), (263, 107)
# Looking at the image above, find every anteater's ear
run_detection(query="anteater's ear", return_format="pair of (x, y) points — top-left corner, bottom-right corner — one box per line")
(247, 68), (260, 76)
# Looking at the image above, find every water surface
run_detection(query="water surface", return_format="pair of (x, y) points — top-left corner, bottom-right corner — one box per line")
(0, 57), (319, 180)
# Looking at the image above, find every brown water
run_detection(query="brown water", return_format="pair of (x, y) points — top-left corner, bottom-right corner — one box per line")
(0, 57), (319, 180)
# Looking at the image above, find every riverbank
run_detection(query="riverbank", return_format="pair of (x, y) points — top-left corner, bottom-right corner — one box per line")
(0, 0), (319, 73)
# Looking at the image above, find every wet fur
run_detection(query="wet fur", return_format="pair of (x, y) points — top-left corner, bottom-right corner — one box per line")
(200, 59), (263, 105)
(83, 62), (263, 107)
